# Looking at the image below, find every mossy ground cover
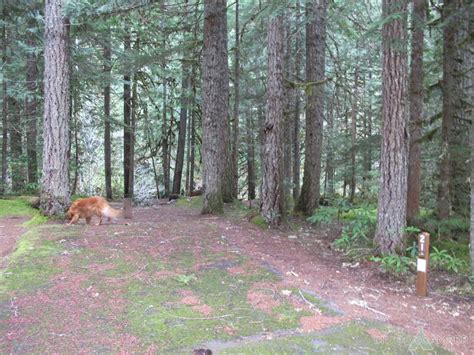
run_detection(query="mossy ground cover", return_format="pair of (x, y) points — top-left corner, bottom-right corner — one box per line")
(0, 198), (455, 353)
(213, 321), (450, 354)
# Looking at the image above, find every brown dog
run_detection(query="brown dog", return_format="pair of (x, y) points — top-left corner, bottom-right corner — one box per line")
(66, 196), (123, 225)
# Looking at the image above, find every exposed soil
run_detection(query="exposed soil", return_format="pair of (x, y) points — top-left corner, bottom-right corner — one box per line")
(0, 200), (472, 353)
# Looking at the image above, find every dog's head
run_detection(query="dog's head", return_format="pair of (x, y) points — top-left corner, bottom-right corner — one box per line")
(66, 205), (76, 221)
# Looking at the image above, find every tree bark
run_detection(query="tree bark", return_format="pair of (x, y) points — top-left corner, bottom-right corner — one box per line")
(0, 20), (6, 194)
(325, 92), (335, 197)
(406, 0), (425, 222)
(261, 15), (285, 226)
(189, 75), (197, 193)
(162, 75), (170, 197)
(292, 5), (302, 202)
(231, 0), (240, 199)
(201, 0), (230, 214)
(172, 63), (190, 195)
(103, 35), (112, 199)
(247, 111), (256, 200)
(449, 2), (472, 216)
(349, 69), (358, 203)
(437, 0), (459, 219)
(40, 0), (71, 215)
(9, 97), (23, 192)
(283, 16), (292, 210)
(296, 0), (327, 215)
(123, 31), (132, 198)
(26, 19), (38, 187)
(374, 0), (409, 254)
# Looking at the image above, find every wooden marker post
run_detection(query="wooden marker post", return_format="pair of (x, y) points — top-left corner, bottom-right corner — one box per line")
(416, 232), (430, 297)
(123, 198), (133, 219)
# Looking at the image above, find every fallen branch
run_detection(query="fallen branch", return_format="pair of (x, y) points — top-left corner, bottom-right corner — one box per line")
(173, 314), (234, 321)
(298, 289), (322, 314)
(349, 299), (389, 318)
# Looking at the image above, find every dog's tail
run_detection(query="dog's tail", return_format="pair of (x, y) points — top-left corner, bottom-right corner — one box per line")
(102, 206), (124, 218)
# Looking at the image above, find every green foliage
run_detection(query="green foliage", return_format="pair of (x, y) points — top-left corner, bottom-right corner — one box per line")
(250, 215), (268, 229)
(430, 247), (467, 273)
(307, 207), (338, 225)
(333, 205), (376, 251)
(370, 255), (414, 276)
(0, 198), (37, 218)
(174, 274), (197, 286)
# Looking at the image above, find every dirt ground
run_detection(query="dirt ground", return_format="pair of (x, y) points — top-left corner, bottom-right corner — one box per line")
(0, 200), (472, 353)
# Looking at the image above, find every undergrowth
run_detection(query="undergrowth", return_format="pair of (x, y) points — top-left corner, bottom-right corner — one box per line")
(308, 202), (470, 277)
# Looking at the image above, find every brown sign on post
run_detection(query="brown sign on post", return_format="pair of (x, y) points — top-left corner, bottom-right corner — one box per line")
(123, 198), (133, 219)
(416, 232), (430, 297)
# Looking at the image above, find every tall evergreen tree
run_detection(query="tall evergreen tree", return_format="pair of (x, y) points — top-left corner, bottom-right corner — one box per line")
(26, 16), (38, 187)
(296, 0), (328, 215)
(261, 15), (285, 226)
(201, 0), (230, 214)
(406, 0), (425, 222)
(40, 0), (70, 215)
(374, 0), (409, 253)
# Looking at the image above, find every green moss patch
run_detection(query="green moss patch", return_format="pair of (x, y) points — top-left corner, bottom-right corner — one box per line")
(249, 215), (268, 229)
(0, 227), (65, 297)
(0, 198), (39, 219)
(205, 320), (450, 354)
(125, 264), (306, 351)
(177, 196), (204, 209)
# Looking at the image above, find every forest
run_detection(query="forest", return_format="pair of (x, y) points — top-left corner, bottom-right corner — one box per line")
(0, 0), (473, 352)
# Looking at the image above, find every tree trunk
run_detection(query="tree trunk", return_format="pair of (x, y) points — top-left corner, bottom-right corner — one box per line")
(261, 15), (285, 226)
(325, 93), (335, 197)
(292, 5), (302, 202)
(247, 111), (256, 200)
(0, 7), (6, 194)
(296, 0), (327, 215)
(9, 97), (23, 192)
(469, 19), (474, 276)
(189, 76), (197, 193)
(201, 0), (230, 214)
(438, 0), (458, 219)
(362, 73), (373, 195)
(162, 76), (170, 197)
(449, 2), (472, 216)
(40, 0), (71, 215)
(406, 0), (425, 222)
(103, 35), (112, 199)
(283, 16), (293, 210)
(349, 69), (358, 203)
(231, 0), (240, 199)
(129, 69), (137, 199)
(123, 31), (132, 198)
(26, 20), (38, 186)
(375, 0), (409, 254)
(172, 63), (190, 195)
